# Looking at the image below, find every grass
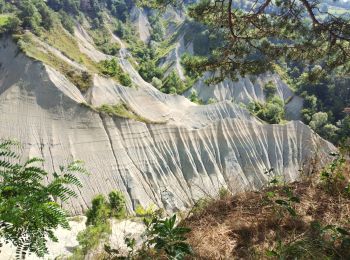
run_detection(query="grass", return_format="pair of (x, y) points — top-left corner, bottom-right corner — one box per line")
(39, 25), (99, 72)
(16, 32), (93, 92)
(182, 156), (350, 259)
(97, 103), (165, 124)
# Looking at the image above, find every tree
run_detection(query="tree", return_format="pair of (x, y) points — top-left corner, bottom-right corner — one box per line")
(309, 112), (339, 142)
(0, 140), (88, 258)
(18, 0), (42, 32)
(263, 81), (277, 101)
(140, 0), (350, 81)
(249, 96), (285, 124)
(162, 71), (185, 94)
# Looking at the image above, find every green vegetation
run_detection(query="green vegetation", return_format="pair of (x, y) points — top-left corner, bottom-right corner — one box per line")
(0, 140), (88, 258)
(263, 81), (277, 100)
(16, 31), (94, 92)
(105, 214), (193, 260)
(149, 13), (165, 42)
(143, 215), (192, 259)
(162, 71), (185, 94)
(89, 26), (121, 55)
(189, 90), (204, 105)
(98, 58), (132, 87)
(248, 96), (285, 124)
(138, 60), (164, 83)
(97, 103), (155, 124)
(0, 14), (20, 33)
(282, 64), (350, 145)
(181, 53), (207, 80)
(71, 191), (126, 259)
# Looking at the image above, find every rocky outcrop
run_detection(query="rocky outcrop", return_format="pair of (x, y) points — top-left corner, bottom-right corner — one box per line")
(0, 38), (334, 215)
(184, 72), (304, 120)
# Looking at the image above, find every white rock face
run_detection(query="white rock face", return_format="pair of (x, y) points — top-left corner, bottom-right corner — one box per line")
(130, 6), (151, 43)
(0, 38), (334, 216)
(184, 72), (304, 120)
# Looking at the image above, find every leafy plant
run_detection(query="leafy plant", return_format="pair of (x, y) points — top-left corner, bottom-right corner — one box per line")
(109, 190), (126, 218)
(320, 152), (349, 196)
(0, 140), (88, 258)
(143, 215), (192, 259)
(72, 190), (126, 259)
(99, 58), (131, 87)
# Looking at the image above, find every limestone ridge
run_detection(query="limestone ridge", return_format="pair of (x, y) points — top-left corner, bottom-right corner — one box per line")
(0, 30), (335, 215)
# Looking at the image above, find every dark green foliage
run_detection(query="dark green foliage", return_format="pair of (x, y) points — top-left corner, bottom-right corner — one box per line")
(263, 81), (277, 101)
(143, 215), (192, 259)
(181, 53), (207, 79)
(99, 58), (132, 87)
(290, 68), (350, 145)
(59, 10), (75, 34)
(162, 71), (185, 94)
(0, 140), (88, 258)
(86, 195), (111, 226)
(108, 0), (131, 22)
(0, 15), (20, 34)
(138, 60), (163, 83)
(86, 191), (126, 226)
(189, 90), (203, 104)
(108, 190), (126, 218)
(47, 0), (80, 14)
(149, 14), (164, 42)
(73, 191), (126, 258)
(105, 214), (192, 259)
(249, 96), (285, 124)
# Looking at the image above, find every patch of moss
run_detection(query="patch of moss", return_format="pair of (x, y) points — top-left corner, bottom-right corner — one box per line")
(97, 103), (165, 124)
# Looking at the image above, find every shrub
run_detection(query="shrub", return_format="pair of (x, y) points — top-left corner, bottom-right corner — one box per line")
(162, 71), (185, 94)
(189, 90), (203, 104)
(139, 60), (163, 83)
(98, 58), (131, 87)
(263, 80), (277, 100)
(151, 77), (163, 89)
(108, 190), (126, 218)
(143, 215), (192, 259)
(249, 96), (285, 124)
(72, 191), (126, 259)
(86, 195), (111, 226)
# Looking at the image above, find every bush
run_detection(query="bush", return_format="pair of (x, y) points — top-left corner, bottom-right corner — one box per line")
(86, 191), (126, 226)
(72, 190), (126, 259)
(151, 77), (163, 89)
(139, 60), (163, 83)
(162, 71), (185, 94)
(189, 90), (203, 104)
(98, 58), (132, 87)
(86, 195), (111, 226)
(105, 214), (192, 260)
(249, 96), (285, 124)
(263, 80), (277, 100)
(108, 190), (126, 218)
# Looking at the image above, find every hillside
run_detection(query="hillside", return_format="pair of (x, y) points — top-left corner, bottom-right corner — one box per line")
(0, 0), (349, 259)
(0, 0), (336, 215)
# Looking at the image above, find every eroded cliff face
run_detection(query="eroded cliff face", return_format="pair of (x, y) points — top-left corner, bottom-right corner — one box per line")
(0, 36), (334, 215)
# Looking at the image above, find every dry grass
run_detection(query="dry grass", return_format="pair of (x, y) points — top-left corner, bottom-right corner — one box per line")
(183, 159), (350, 259)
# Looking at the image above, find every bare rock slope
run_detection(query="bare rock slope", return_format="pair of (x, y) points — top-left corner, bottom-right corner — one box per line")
(0, 36), (334, 215)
